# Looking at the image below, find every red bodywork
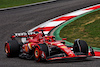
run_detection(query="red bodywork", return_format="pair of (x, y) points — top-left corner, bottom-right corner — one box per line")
(10, 32), (95, 61)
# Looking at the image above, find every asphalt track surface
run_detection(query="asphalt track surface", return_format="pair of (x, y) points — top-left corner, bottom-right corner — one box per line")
(0, 0), (100, 67)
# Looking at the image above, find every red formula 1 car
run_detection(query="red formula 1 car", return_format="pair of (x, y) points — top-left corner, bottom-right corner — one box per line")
(4, 31), (95, 62)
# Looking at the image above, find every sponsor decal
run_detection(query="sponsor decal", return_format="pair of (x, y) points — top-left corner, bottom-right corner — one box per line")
(15, 32), (35, 36)
(61, 46), (66, 48)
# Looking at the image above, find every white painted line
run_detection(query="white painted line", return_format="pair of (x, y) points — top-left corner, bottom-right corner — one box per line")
(0, 0), (57, 11)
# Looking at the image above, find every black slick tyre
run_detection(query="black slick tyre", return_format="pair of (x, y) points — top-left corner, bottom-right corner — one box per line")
(73, 39), (88, 55)
(5, 40), (20, 57)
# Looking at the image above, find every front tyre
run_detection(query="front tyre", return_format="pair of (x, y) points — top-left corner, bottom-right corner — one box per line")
(73, 39), (88, 55)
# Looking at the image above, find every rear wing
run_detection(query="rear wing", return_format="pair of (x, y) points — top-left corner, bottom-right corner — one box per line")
(11, 32), (38, 39)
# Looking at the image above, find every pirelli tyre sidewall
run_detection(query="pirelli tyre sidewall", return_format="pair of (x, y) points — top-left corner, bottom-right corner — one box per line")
(5, 40), (20, 57)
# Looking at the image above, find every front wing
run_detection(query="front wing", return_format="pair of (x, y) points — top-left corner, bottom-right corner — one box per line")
(46, 51), (100, 61)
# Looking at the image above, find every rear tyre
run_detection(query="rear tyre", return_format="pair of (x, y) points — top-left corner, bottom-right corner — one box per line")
(5, 40), (20, 57)
(73, 39), (88, 55)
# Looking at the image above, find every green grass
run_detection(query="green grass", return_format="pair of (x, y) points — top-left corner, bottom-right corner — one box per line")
(0, 0), (48, 8)
(60, 10), (100, 48)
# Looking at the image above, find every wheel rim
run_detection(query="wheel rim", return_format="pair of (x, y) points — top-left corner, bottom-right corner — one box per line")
(5, 43), (10, 54)
(34, 48), (40, 58)
(5, 45), (8, 54)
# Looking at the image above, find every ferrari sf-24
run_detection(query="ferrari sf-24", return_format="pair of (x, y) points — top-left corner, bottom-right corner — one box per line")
(4, 31), (95, 62)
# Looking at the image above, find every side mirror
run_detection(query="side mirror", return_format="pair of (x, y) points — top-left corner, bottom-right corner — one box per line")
(62, 38), (67, 40)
